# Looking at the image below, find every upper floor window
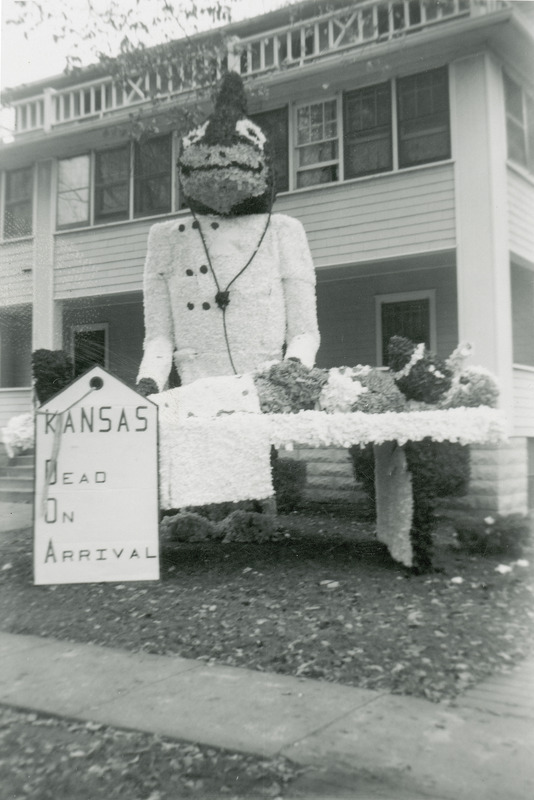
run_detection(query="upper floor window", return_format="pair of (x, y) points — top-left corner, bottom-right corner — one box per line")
(57, 134), (172, 230)
(397, 68), (450, 168)
(295, 99), (339, 188)
(4, 166), (33, 239)
(344, 82), (392, 179)
(134, 135), (172, 217)
(250, 107), (289, 194)
(57, 156), (90, 229)
(293, 67), (450, 189)
(95, 145), (130, 224)
(504, 73), (534, 174)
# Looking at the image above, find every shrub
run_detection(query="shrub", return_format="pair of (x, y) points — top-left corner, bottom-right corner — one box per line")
(349, 440), (470, 571)
(453, 513), (530, 557)
(218, 510), (277, 543)
(32, 349), (74, 404)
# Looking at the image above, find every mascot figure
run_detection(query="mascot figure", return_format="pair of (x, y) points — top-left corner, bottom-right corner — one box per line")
(136, 72), (320, 518)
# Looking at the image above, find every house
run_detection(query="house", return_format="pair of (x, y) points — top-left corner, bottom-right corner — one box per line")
(1, 0), (533, 512)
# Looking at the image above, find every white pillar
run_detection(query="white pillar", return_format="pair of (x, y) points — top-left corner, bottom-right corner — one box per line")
(32, 160), (63, 351)
(450, 52), (513, 417)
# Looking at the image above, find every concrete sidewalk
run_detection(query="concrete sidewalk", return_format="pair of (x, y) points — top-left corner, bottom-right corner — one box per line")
(1, 631), (533, 800)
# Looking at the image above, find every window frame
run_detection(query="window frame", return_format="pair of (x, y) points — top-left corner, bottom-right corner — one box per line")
(504, 72), (534, 174)
(2, 165), (34, 240)
(71, 323), (109, 374)
(396, 67), (451, 170)
(56, 153), (91, 231)
(133, 133), (173, 218)
(294, 96), (341, 189)
(375, 290), (437, 367)
(343, 81), (393, 179)
(55, 133), (175, 232)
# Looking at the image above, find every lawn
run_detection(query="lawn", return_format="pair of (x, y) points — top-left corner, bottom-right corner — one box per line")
(1, 507), (533, 703)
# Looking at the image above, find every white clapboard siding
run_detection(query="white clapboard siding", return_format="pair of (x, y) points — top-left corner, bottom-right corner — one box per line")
(0, 241), (33, 305)
(54, 219), (154, 298)
(513, 367), (534, 437)
(53, 164), (455, 298)
(276, 163), (456, 267)
(508, 168), (534, 264)
(0, 388), (33, 431)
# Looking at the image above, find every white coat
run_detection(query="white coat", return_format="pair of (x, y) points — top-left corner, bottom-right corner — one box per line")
(137, 212), (320, 389)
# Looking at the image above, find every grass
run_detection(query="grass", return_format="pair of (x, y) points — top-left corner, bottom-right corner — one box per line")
(2, 507), (533, 703)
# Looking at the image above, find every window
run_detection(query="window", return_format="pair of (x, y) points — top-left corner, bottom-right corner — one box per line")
(72, 324), (108, 377)
(376, 291), (436, 367)
(293, 68), (451, 189)
(295, 99), (339, 188)
(57, 134), (173, 229)
(504, 73), (534, 173)
(134, 135), (172, 217)
(94, 145), (130, 224)
(511, 263), (534, 367)
(250, 107), (289, 193)
(397, 68), (450, 168)
(4, 166), (33, 239)
(344, 82), (392, 178)
(57, 155), (90, 229)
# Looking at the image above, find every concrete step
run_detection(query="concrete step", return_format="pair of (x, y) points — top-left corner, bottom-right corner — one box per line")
(0, 489), (34, 503)
(0, 475), (34, 490)
(0, 465), (34, 478)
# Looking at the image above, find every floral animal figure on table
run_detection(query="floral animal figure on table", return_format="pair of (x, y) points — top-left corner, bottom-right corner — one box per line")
(136, 72), (320, 528)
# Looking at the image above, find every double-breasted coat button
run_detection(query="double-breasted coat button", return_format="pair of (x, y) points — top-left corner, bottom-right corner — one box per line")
(202, 302), (211, 310)
(187, 302), (194, 310)
(211, 222), (219, 229)
(186, 269), (194, 276)
(192, 221), (200, 229)
(179, 224), (185, 232)
(200, 265), (208, 274)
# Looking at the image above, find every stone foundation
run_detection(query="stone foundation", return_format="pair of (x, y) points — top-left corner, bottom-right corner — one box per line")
(441, 437), (528, 517)
(280, 438), (529, 517)
(278, 446), (364, 505)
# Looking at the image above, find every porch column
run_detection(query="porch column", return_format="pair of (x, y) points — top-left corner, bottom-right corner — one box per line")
(450, 54), (526, 515)
(450, 52), (513, 411)
(32, 159), (63, 351)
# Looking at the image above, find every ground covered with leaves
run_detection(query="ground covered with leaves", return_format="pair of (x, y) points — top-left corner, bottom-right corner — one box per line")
(2, 509), (533, 703)
(0, 704), (302, 800)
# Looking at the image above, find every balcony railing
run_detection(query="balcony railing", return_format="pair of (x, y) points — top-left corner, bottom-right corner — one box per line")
(7, 0), (508, 137)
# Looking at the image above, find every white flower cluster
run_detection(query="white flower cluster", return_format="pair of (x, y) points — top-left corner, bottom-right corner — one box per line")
(267, 406), (508, 451)
(318, 368), (368, 413)
(1, 413), (34, 459)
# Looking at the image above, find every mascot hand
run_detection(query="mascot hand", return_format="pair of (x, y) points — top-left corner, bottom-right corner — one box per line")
(136, 378), (159, 397)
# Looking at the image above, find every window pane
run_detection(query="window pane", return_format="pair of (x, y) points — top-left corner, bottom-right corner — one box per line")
(6, 167), (33, 202)
(344, 83), (392, 178)
(297, 165), (338, 188)
(57, 155), (90, 228)
(58, 155), (90, 192)
(134, 135), (172, 217)
(511, 264), (534, 367)
(4, 167), (33, 238)
(397, 67), (450, 168)
(381, 299), (430, 366)
(296, 100), (339, 186)
(298, 140), (337, 167)
(504, 73), (524, 122)
(95, 146), (130, 222)
(250, 107), (289, 193)
(526, 95), (534, 173)
(4, 203), (32, 238)
(57, 189), (90, 227)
